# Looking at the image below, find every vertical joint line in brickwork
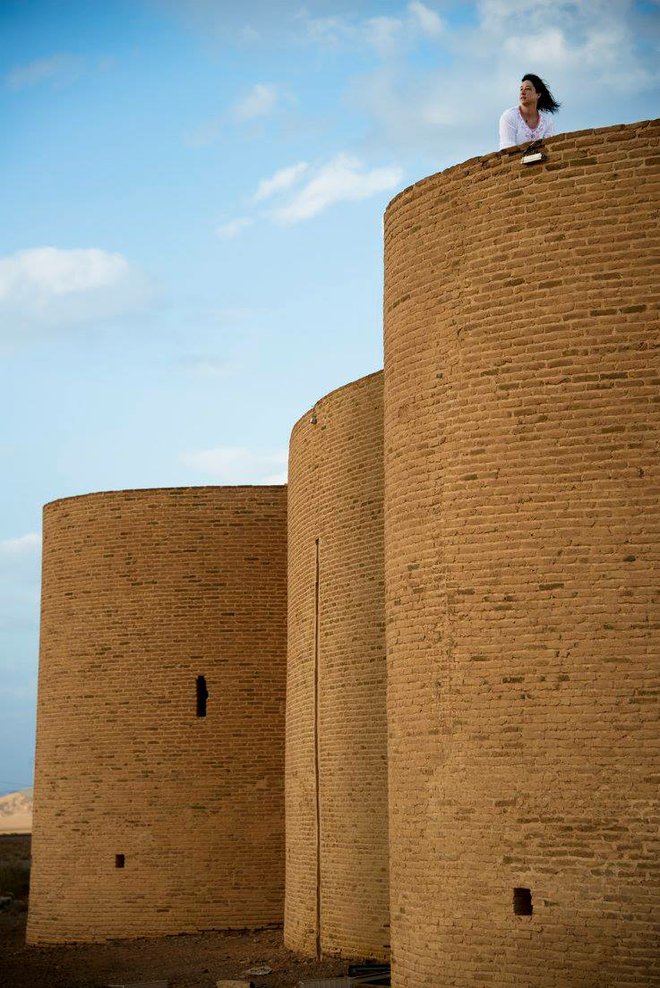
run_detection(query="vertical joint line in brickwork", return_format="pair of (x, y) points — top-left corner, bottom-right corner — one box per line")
(314, 536), (322, 960)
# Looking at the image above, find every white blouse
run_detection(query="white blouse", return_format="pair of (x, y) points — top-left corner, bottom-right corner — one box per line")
(499, 106), (555, 150)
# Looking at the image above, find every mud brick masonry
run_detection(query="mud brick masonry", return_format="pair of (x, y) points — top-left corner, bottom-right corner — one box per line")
(285, 372), (388, 961)
(384, 119), (659, 987)
(29, 120), (659, 987)
(28, 487), (287, 942)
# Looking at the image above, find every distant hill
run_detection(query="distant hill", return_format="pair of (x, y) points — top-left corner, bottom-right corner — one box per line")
(0, 788), (33, 834)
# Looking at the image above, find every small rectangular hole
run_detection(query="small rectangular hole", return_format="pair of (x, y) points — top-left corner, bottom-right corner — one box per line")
(115, 854), (125, 869)
(196, 675), (208, 717)
(513, 887), (532, 916)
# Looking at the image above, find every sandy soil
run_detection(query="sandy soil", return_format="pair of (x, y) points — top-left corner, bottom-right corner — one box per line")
(0, 836), (360, 988)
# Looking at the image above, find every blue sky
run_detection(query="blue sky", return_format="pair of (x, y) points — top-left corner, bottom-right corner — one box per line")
(0, 0), (658, 795)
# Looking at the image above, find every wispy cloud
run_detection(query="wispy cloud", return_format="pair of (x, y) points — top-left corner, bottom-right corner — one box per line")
(408, 1), (445, 38)
(187, 81), (289, 147)
(223, 154), (401, 232)
(364, 16), (404, 56)
(0, 246), (150, 340)
(298, 3), (445, 55)
(232, 82), (280, 121)
(216, 217), (254, 239)
(180, 446), (287, 484)
(5, 53), (81, 91)
(269, 153), (403, 224)
(0, 247), (129, 298)
(503, 26), (569, 63)
(345, 0), (659, 167)
(0, 533), (41, 556)
(297, 14), (355, 48)
(164, 2), (659, 176)
(253, 162), (309, 203)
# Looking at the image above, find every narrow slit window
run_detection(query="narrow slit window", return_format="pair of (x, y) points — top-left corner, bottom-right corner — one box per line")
(196, 675), (208, 717)
(115, 854), (125, 869)
(513, 887), (532, 916)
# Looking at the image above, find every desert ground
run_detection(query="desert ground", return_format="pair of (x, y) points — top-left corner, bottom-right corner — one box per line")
(0, 834), (359, 988)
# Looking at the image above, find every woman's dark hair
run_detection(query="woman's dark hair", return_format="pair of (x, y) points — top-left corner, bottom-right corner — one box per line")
(522, 73), (561, 113)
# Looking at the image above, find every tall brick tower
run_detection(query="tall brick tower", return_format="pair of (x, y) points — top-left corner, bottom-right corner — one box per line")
(285, 372), (389, 960)
(28, 486), (287, 942)
(383, 120), (659, 986)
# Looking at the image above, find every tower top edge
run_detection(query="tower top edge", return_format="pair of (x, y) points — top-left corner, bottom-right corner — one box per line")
(384, 117), (660, 218)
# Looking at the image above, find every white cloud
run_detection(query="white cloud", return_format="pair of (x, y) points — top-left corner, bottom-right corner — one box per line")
(503, 27), (568, 65)
(253, 162), (309, 203)
(226, 155), (402, 231)
(347, 0), (659, 166)
(0, 247), (129, 298)
(5, 54), (80, 91)
(364, 16), (404, 56)
(216, 217), (254, 239)
(232, 82), (279, 121)
(477, 0), (558, 33)
(299, 14), (355, 48)
(0, 247), (149, 340)
(181, 446), (287, 484)
(188, 82), (292, 148)
(166, 1), (657, 225)
(408, 1), (444, 38)
(270, 153), (403, 224)
(0, 533), (41, 556)
(298, 4), (445, 55)
(299, 11), (406, 54)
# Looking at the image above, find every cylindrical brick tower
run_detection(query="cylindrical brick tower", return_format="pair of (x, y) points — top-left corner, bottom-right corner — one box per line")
(28, 486), (287, 943)
(285, 372), (389, 960)
(383, 120), (659, 986)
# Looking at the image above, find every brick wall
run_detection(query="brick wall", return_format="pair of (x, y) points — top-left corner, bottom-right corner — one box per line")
(285, 372), (389, 960)
(28, 486), (287, 943)
(383, 120), (659, 986)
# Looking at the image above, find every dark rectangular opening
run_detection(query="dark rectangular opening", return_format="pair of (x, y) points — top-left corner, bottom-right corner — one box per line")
(115, 854), (125, 869)
(513, 887), (532, 916)
(196, 675), (208, 717)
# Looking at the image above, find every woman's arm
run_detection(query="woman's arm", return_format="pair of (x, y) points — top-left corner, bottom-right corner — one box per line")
(499, 108), (518, 149)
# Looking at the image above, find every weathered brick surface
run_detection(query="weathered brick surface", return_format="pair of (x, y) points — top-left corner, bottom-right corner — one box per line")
(28, 486), (287, 943)
(383, 120), (660, 986)
(285, 373), (389, 960)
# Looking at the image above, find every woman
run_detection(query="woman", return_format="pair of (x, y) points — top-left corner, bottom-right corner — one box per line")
(499, 74), (560, 149)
